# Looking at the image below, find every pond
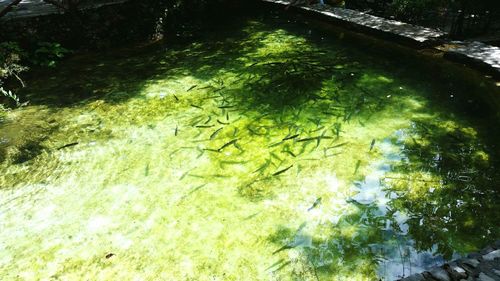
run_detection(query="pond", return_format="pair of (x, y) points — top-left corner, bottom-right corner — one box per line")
(0, 10), (499, 281)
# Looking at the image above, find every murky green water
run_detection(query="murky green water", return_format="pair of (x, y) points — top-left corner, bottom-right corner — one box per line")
(1, 12), (499, 281)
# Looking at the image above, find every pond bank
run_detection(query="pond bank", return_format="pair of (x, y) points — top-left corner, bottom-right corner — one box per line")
(398, 241), (500, 281)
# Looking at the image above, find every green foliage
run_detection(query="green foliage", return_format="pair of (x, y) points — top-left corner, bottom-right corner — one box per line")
(0, 41), (70, 110)
(0, 41), (28, 82)
(386, 0), (447, 22)
(0, 42), (28, 108)
(32, 42), (70, 67)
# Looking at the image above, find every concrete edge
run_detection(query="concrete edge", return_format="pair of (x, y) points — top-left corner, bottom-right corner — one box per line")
(260, 0), (500, 82)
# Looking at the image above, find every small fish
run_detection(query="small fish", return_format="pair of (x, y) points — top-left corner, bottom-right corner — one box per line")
(210, 127), (223, 139)
(297, 137), (316, 143)
(190, 104), (203, 109)
(179, 171), (190, 180)
(204, 116), (212, 124)
(282, 150), (296, 157)
(369, 139), (376, 151)
(297, 136), (333, 142)
(173, 94), (179, 101)
(307, 197), (322, 211)
(272, 245), (296, 255)
(282, 134), (299, 141)
(186, 183), (207, 196)
(187, 85), (198, 92)
(213, 86), (226, 92)
(265, 259), (285, 271)
(243, 211), (262, 221)
(254, 159), (271, 173)
(195, 125), (214, 128)
(270, 152), (283, 163)
(218, 139), (238, 152)
(174, 125), (178, 136)
(273, 261), (292, 272)
(57, 142), (78, 150)
(234, 142), (244, 151)
(273, 165), (293, 176)
(218, 105), (235, 109)
(353, 160), (361, 175)
(326, 142), (348, 150)
(217, 119), (229, 125)
(226, 112), (229, 121)
(203, 148), (220, 153)
(268, 141), (284, 148)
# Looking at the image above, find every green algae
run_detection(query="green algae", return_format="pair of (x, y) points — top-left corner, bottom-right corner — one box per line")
(0, 14), (499, 281)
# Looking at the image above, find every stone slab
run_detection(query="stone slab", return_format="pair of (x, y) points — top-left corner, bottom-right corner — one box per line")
(261, 0), (446, 47)
(444, 41), (500, 79)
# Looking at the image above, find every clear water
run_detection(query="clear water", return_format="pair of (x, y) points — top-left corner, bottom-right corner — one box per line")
(1, 13), (499, 281)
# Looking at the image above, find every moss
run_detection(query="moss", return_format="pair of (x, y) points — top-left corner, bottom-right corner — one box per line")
(0, 15), (498, 281)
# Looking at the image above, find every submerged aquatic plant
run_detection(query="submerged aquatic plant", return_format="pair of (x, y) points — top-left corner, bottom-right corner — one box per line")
(0, 14), (498, 281)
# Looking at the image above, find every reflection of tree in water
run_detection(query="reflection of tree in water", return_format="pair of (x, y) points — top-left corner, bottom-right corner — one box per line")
(266, 115), (499, 280)
(267, 199), (448, 280)
(384, 118), (500, 259)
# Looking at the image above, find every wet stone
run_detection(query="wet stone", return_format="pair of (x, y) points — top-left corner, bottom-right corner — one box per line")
(401, 273), (426, 281)
(478, 272), (497, 281)
(468, 252), (483, 259)
(446, 264), (468, 280)
(429, 267), (451, 281)
(481, 246), (496, 255)
(462, 258), (481, 268)
(483, 250), (500, 261)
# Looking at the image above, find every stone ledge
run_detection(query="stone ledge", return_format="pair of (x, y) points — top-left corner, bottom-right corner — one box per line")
(261, 0), (446, 47)
(442, 41), (500, 79)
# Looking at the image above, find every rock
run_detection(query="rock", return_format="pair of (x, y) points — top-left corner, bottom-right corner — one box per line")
(482, 246), (496, 255)
(468, 252), (483, 259)
(401, 273), (426, 281)
(429, 267), (451, 281)
(478, 272), (496, 281)
(462, 258), (480, 268)
(446, 263), (468, 280)
(483, 250), (500, 261)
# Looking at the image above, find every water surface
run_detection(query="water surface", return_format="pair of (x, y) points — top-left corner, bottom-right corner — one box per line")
(1, 12), (499, 281)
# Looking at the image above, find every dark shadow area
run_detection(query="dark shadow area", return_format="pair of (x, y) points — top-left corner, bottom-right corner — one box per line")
(385, 116), (500, 259)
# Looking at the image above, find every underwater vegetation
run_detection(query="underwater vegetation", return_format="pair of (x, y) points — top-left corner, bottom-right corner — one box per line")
(0, 13), (499, 281)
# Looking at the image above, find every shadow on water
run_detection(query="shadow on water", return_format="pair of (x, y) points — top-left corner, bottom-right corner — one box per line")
(263, 99), (499, 280)
(386, 117), (500, 256)
(1, 8), (499, 281)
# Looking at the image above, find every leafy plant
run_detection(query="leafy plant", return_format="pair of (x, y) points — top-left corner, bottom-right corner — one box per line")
(0, 42), (28, 108)
(32, 42), (70, 67)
